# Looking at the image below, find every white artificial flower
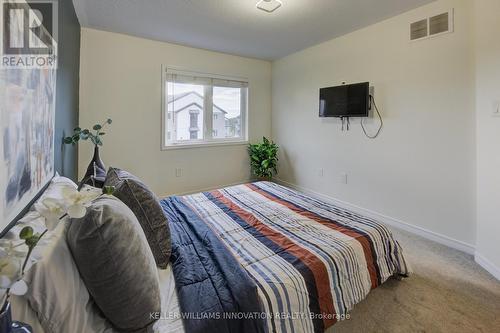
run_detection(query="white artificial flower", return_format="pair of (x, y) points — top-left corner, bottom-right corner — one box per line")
(0, 240), (15, 258)
(67, 204), (87, 219)
(61, 186), (100, 219)
(0, 256), (21, 289)
(10, 280), (28, 296)
(34, 197), (66, 230)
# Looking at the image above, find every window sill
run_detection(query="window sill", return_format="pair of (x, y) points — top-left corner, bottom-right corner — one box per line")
(162, 140), (249, 150)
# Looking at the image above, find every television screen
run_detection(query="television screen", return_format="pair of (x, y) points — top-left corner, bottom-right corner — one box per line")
(319, 82), (369, 117)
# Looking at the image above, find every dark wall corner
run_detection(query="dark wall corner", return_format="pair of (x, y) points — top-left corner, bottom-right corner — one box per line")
(55, 0), (81, 181)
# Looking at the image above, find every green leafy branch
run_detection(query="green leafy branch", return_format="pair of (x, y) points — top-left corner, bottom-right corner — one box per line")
(63, 118), (112, 147)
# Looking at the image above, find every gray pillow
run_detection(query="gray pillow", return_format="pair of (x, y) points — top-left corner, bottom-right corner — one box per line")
(104, 167), (171, 269)
(67, 196), (160, 333)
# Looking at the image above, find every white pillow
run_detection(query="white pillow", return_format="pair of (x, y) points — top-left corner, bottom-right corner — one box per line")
(8, 176), (114, 333)
(3, 175), (79, 266)
(15, 222), (114, 333)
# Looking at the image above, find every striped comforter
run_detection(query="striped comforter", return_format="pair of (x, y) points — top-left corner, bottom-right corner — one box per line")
(160, 182), (410, 333)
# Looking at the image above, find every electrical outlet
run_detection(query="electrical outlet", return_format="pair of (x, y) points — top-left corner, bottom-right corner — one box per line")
(318, 168), (324, 177)
(338, 173), (348, 184)
(175, 168), (182, 177)
(493, 101), (500, 117)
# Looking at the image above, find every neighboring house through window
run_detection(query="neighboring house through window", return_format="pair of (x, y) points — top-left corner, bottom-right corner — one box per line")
(163, 68), (248, 148)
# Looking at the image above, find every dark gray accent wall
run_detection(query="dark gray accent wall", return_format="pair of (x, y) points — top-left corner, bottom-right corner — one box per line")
(55, 0), (80, 181)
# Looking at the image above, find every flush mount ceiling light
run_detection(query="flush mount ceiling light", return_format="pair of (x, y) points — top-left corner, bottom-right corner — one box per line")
(256, 0), (283, 13)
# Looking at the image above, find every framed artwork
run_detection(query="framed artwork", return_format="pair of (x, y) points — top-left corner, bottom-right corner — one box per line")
(0, 0), (58, 233)
(0, 67), (57, 232)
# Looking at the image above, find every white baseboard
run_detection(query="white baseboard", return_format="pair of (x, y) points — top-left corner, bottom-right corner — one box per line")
(274, 178), (476, 255)
(474, 253), (500, 280)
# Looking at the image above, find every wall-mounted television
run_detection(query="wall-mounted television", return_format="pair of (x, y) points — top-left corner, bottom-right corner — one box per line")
(319, 82), (369, 117)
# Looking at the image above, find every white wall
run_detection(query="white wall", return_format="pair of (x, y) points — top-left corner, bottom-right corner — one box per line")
(79, 28), (271, 196)
(474, 0), (500, 278)
(272, 0), (476, 246)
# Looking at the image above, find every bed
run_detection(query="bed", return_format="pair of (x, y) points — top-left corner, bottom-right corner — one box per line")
(9, 179), (409, 333)
(160, 181), (410, 333)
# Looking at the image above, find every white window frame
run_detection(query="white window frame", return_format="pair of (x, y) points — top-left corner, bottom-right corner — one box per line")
(161, 66), (249, 150)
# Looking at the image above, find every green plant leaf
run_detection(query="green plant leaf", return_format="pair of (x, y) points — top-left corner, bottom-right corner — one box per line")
(106, 119), (112, 124)
(93, 124), (102, 131)
(102, 186), (115, 195)
(63, 137), (73, 144)
(74, 127), (81, 132)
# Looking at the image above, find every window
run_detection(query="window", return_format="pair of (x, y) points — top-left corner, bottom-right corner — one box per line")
(163, 68), (248, 148)
(189, 111), (199, 129)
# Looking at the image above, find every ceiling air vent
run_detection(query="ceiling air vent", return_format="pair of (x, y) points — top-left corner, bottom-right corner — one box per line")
(429, 12), (449, 35)
(410, 19), (428, 40)
(410, 9), (454, 41)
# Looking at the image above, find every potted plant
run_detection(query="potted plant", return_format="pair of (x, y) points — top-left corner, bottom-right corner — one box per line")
(63, 118), (112, 187)
(248, 137), (279, 181)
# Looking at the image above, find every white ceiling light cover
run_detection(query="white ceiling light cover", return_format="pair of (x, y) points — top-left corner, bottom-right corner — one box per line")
(256, 0), (283, 13)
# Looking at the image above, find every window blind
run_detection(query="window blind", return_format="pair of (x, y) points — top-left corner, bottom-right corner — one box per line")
(165, 69), (248, 88)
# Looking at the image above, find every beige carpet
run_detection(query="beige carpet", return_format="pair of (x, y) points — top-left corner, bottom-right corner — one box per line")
(330, 228), (500, 333)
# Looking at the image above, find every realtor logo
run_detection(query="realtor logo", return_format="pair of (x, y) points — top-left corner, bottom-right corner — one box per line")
(1, 0), (58, 68)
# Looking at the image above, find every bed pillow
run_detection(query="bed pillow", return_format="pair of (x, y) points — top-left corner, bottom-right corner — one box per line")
(7, 176), (114, 333)
(104, 167), (171, 268)
(67, 196), (160, 333)
(11, 222), (114, 333)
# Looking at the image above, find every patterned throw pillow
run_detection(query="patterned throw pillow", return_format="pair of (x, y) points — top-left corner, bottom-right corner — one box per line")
(104, 167), (171, 268)
(67, 196), (160, 332)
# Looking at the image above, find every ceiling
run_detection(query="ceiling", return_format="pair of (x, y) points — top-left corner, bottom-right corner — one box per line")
(72, 0), (435, 60)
